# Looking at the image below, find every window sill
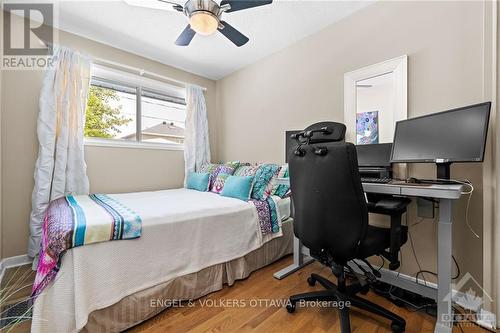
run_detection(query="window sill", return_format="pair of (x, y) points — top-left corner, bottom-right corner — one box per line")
(84, 137), (184, 151)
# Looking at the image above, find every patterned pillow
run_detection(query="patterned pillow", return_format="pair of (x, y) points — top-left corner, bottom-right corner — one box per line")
(199, 163), (219, 173)
(225, 161), (241, 169)
(211, 173), (232, 193)
(209, 165), (236, 192)
(199, 163), (220, 189)
(234, 164), (259, 177)
(271, 164), (290, 198)
(251, 164), (280, 200)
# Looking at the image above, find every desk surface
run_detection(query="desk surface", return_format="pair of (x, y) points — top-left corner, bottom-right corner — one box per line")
(275, 178), (464, 200)
(362, 182), (463, 199)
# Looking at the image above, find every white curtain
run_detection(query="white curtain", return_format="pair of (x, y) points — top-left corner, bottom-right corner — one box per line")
(28, 47), (91, 258)
(184, 84), (211, 182)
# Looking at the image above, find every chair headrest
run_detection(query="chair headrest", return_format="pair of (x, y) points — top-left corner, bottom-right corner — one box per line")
(292, 121), (346, 145)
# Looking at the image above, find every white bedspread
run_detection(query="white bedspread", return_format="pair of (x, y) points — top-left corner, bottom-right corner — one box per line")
(31, 189), (285, 333)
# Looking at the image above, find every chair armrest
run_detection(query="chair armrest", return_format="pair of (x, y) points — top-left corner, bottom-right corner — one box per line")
(367, 196), (411, 270)
(388, 214), (408, 270)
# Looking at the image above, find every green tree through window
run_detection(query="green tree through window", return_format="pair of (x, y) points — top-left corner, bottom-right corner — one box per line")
(85, 86), (132, 138)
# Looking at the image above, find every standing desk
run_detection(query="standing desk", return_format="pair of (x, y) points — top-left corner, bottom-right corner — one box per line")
(273, 179), (464, 333)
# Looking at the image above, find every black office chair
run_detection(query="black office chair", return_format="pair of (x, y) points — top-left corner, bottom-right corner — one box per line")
(286, 142), (408, 333)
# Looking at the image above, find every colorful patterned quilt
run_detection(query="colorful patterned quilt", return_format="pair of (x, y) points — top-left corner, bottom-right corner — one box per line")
(32, 194), (142, 297)
(250, 196), (280, 235)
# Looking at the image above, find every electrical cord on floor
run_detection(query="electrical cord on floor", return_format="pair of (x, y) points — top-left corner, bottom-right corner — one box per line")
(384, 255), (439, 314)
(451, 303), (492, 332)
(376, 255), (385, 271)
(452, 304), (469, 333)
(415, 255), (460, 284)
(366, 253), (437, 315)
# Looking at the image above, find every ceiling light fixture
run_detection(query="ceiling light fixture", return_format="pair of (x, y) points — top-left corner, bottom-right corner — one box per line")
(189, 11), (218, 35)
(124, 0), (273, 47)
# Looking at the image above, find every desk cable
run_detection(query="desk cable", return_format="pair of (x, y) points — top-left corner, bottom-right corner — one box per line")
(406, 208), (461, 287)
(453, 179), (477, 239)
(423, 178), (477, 238)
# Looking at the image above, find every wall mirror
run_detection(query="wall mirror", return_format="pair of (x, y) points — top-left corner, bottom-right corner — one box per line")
(344, 55), (408, 144)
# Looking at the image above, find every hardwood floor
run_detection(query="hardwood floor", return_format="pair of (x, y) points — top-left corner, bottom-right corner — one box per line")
(0, 256), (491, 333)
(127, 256), (489, 333)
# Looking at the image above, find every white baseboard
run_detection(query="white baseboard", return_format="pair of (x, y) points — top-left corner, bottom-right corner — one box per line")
(0, 254), (33, 285)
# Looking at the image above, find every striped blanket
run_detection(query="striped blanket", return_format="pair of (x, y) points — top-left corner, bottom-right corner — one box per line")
(250, 196), (280, 235)
(32, 194), (142, 297)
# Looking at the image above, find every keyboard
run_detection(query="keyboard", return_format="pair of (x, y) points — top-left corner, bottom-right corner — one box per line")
(361, 177), (392, 184)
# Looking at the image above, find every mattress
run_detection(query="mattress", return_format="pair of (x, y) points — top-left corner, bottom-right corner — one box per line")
(32, 189), (289, 333)
(277, 196), (291, 221)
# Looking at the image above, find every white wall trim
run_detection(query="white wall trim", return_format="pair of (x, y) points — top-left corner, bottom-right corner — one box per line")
(84, 137), (184, 151)
(481, 0), (498, 323)
(0, 254), (33, 285)
(491, 0), (499, 326)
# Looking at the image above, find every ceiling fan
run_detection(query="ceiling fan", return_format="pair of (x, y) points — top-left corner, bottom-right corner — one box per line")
(124, 0), (273, 47)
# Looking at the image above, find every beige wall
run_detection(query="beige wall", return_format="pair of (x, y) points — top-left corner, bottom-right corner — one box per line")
(1, 19), (216, 258)
(216, 1), (487, 283)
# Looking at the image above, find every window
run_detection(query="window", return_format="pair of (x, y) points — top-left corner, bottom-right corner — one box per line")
(140, 89), (186, 144)
(85, 65), (186, 149)
(86, 79), (137, 141)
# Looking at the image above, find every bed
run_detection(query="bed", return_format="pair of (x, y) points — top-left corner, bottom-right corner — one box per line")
(31, 188), (293, 333)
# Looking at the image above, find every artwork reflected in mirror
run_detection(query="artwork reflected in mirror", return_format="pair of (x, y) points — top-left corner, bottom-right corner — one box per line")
(356, 111), (378, 144)
(355, 72), (395, 144)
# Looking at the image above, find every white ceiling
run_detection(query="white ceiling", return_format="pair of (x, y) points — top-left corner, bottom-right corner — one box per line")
(52, 0), (373, 80)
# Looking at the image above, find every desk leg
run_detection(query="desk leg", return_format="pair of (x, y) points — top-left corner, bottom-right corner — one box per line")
(273, 236), (314, 279)
(435, 199), (453, 333)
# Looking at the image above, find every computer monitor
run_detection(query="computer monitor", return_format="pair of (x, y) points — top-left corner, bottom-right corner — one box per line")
(357, 143), (392, 168)
(390, 102), (491, 179)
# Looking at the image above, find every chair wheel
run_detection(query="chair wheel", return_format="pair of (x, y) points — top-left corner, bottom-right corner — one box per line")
(307, 276), (316, 286)
(391, 322), (405, 333)
(286, 302), (296, 313)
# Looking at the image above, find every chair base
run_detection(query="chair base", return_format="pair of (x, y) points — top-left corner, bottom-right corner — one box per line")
(287, 272), (406, 333)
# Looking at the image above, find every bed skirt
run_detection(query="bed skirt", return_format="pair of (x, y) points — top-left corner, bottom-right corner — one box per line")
(81, 218), (294, 333)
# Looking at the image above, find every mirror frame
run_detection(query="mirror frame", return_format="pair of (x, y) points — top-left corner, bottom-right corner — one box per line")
(344, 55), (408, 144)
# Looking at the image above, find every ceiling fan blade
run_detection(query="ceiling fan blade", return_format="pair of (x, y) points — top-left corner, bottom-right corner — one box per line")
(158, 0), (184, 12)
(220, 0), (272, 13)
(123, 0), (181, 12)
(175, 25), (196, 46)
(218, 21), (249, 47)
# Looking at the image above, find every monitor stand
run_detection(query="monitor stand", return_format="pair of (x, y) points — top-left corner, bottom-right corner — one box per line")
(436, 162), (451, 180)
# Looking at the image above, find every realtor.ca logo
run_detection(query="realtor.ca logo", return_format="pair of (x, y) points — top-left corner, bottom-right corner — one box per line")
(1, 2), (56, 69)
(442, 272), (496, 330)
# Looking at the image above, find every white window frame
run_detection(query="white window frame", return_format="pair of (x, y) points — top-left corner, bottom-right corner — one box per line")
(84, 64), (186, 151)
